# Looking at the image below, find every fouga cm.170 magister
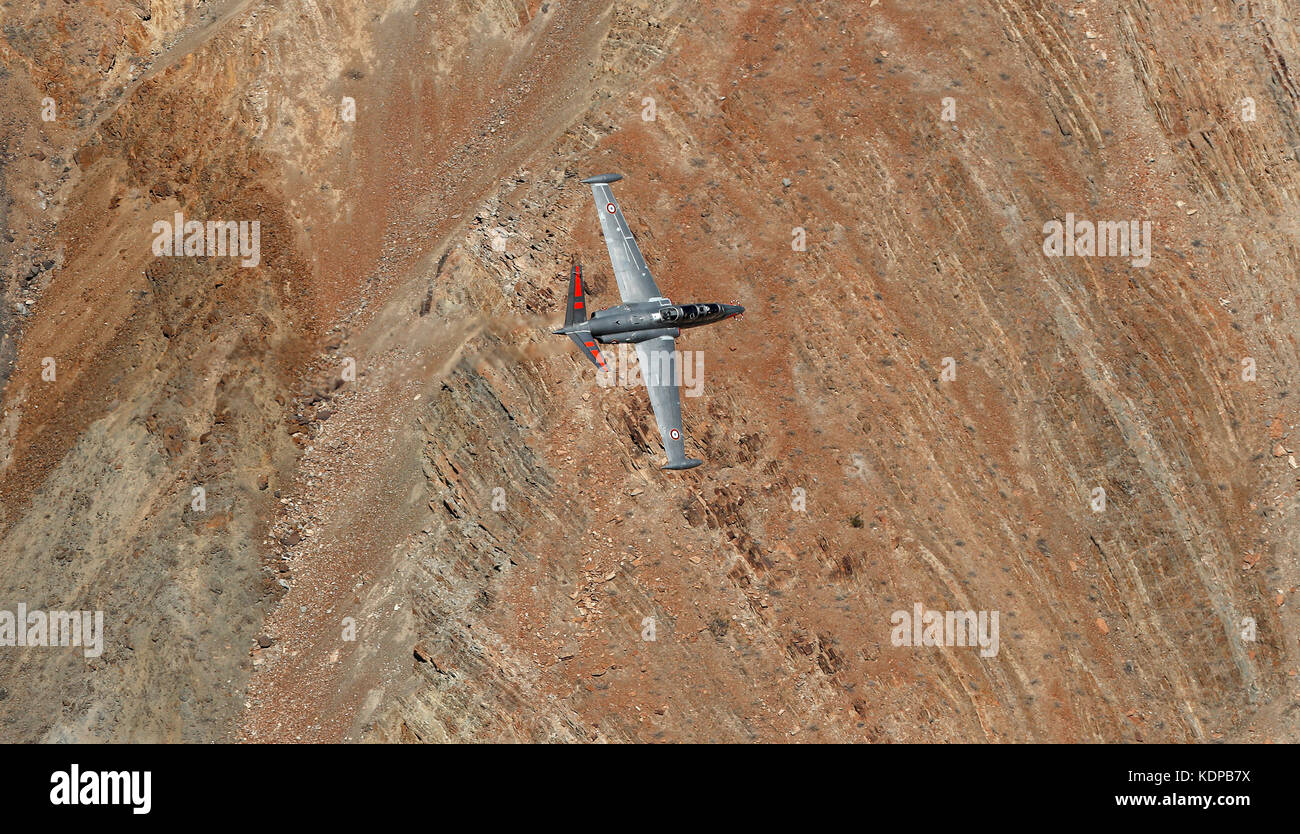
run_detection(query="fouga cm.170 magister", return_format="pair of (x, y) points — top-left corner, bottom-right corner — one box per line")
(554, 173), (744, 471)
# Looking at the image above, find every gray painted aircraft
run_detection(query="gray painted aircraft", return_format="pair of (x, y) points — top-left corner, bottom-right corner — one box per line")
(554, 173), (744, 471)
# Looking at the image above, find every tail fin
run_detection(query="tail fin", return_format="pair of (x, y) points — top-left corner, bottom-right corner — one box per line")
(564, 260), (587, 327)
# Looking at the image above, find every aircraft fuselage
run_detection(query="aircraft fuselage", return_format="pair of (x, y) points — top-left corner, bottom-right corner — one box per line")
(557, 300), (744, 344)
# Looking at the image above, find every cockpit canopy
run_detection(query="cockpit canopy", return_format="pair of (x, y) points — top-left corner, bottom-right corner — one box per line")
(661, 303), (722, 323)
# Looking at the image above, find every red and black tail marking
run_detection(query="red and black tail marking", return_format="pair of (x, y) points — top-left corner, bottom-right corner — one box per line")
(567, 332), (607, 369)
(564, 260), (587, 327)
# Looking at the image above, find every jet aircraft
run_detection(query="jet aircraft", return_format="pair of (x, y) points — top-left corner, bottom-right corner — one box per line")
(554, 174), (744, 470)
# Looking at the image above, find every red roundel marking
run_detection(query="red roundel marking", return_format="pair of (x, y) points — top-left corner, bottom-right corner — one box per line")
(606, 203), (616, 213)
(669, 429), (680, 440)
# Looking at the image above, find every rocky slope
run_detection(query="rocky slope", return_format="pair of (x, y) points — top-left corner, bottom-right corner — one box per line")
(0, 0), (1297, 742)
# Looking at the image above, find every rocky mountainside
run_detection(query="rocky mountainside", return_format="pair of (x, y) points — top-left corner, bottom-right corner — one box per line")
(0, 0), (1297, 742)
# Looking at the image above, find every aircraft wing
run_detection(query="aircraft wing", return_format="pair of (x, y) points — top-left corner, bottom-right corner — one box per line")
(582, 174), (662, 303)
(635, 335), (702, 470)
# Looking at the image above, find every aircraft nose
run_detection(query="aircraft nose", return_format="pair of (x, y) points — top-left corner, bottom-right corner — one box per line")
(727, 304), (745, 317)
